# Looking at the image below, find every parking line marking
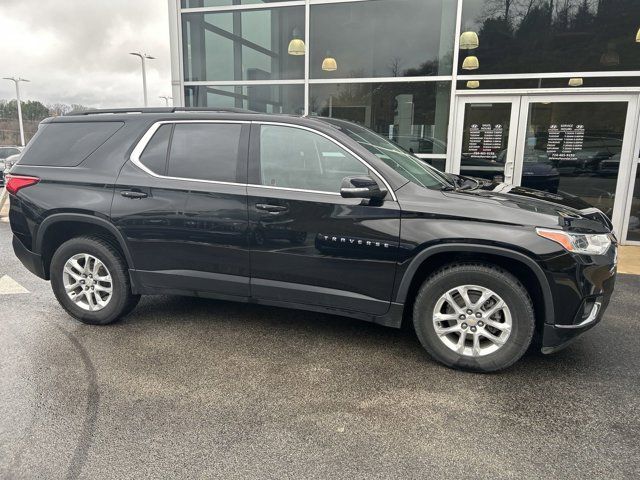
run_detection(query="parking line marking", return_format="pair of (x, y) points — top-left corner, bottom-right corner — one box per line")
(0, 275), (29, 294)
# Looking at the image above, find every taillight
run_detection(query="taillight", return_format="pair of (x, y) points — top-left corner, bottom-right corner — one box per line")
(5, 175), (40, 195)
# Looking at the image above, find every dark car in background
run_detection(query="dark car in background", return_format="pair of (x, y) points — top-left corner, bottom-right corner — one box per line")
(0, 146), (22, 185)
(6, 108), (617, 372)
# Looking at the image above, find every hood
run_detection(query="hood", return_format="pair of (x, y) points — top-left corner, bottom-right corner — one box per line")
(440, 178), (612, 234)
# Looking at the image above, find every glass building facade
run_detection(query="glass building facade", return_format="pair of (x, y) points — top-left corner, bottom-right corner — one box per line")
(170, 0), (640, 244)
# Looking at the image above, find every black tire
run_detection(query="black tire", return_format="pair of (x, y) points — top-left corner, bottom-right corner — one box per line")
(413, 263), (535, 373)
(50, 236), (140, 325)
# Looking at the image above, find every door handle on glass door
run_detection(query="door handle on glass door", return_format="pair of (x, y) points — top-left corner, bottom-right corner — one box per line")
(505, 162), (514, 178)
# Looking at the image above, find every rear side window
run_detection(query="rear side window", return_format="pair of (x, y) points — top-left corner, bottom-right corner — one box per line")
(139, 124), (172, 175)
(20, 122), (123, 167)
(167, 123), (242, 182)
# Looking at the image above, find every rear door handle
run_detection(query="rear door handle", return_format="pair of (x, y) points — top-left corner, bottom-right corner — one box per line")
(120, 190), (148, 199)
(255, 203), (288, 214)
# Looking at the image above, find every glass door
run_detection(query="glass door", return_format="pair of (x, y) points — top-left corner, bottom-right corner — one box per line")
(515, 94), (639, 239)
(451, 95), (521, 184)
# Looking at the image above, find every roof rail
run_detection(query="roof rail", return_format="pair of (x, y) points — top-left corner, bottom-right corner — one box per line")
(67, 107), (254, 116)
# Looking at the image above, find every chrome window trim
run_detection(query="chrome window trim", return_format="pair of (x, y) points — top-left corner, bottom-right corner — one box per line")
(130, 120), (250, 187)
(129, 119), (398, 201)
(248, 183), (339, 197)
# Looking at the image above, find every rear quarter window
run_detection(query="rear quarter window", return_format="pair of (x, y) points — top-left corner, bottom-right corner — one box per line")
(19, 121), (124, 167)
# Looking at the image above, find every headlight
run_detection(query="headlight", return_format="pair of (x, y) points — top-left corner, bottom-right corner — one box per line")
(536, 228), (612, 255)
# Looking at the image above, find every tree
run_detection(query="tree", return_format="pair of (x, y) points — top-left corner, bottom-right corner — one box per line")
(21, 100), (50, 121)
(48, 103), (72, 117)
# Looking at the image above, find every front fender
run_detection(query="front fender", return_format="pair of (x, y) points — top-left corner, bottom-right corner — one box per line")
(393, 242), (555, 325)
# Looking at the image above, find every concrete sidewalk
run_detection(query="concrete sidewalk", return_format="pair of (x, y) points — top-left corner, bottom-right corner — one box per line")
(619, 246), (640, 275)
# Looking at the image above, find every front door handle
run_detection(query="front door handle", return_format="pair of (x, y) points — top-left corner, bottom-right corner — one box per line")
(256, 203), (288, 214)
(120, 190), (148, 199)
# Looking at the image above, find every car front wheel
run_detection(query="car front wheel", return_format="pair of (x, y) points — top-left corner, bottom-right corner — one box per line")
(413, 263), (535, 372)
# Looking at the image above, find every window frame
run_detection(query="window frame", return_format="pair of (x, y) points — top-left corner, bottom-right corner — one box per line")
(138, 123), (174, 176)
(130, 120), (250, 185)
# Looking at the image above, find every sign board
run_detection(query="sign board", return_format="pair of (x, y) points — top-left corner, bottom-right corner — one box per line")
(466, 123), (503, 160)
(546, 124), (585, 161)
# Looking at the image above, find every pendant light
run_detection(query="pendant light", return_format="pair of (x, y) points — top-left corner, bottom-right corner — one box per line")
(287, 27), (305, 56)
(568, 78), (583, 87)
(462, 55), (479, 70)
(459, 31), (479, 50)
(466, 80), (480, 89)
(322, 51), (337, 72)
(636, 27), (640, 43)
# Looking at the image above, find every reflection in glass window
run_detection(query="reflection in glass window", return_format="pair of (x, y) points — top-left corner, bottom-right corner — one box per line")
(459, 103), (512, 182)
(522, 102), (628, 219)
(168, 123), (243, 182)
(140, 124), (172, 175)
(259, 125), (368, 192)
(459, 0), (640, 74)
(185, 84), (304, 114)
(309, 82), (450, 155)
(182, 6), (305, 81)
(310, 0), (456, 79)
(321, 118), (451, 190)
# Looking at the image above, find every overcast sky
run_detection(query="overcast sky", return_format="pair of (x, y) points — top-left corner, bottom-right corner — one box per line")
(0, 0), (172, 108)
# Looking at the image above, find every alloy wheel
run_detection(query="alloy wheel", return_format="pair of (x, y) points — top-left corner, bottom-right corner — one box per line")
(432, 284), (512, 357)
(62, 253), (113, 312)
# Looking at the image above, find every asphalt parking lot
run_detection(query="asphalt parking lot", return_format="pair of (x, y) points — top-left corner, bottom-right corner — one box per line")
(1, 220), (639, 479)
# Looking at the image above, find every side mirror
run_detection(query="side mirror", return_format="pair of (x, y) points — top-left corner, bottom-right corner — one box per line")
(340, 176), (387, 200)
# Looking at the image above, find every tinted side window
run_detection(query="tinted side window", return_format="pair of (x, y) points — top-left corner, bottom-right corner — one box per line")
(168, 123), (242, 182)
(259, 125), (368, 192)
(140, 124), (172, 175)
(20, 122), (123, 167)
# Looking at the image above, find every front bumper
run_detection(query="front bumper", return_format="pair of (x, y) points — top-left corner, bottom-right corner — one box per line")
(12, 234), (46, 279)
(540, 246), (617, 353)
(541, 295), (611, 353)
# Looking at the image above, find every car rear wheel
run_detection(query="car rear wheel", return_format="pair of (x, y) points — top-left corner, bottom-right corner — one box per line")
(50, 236), (140, 325)
(413, 263), (535, 372)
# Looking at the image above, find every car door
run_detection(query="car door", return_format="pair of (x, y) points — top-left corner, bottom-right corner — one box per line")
(247, 123), (401, 315)
(111, 120), (251, 298)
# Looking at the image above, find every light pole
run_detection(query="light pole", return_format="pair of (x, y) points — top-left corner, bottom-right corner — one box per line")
(159, 95), (173, 107)
(129, 52), (155, 106)
(3, 77), (29, 146)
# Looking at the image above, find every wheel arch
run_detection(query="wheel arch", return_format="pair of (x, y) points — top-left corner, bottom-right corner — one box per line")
(396, 244), (555, 329)
(35, 213), (134, 280)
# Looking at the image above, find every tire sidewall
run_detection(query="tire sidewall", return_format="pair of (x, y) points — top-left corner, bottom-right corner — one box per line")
(414, 266), (534, 372)
(50, 238), (129, 325)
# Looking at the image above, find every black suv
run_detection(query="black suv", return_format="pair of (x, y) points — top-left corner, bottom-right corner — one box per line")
(7, 108), (617, 372)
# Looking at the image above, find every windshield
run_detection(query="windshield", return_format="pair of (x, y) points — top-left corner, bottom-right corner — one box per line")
(319, 118), (453, 190)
